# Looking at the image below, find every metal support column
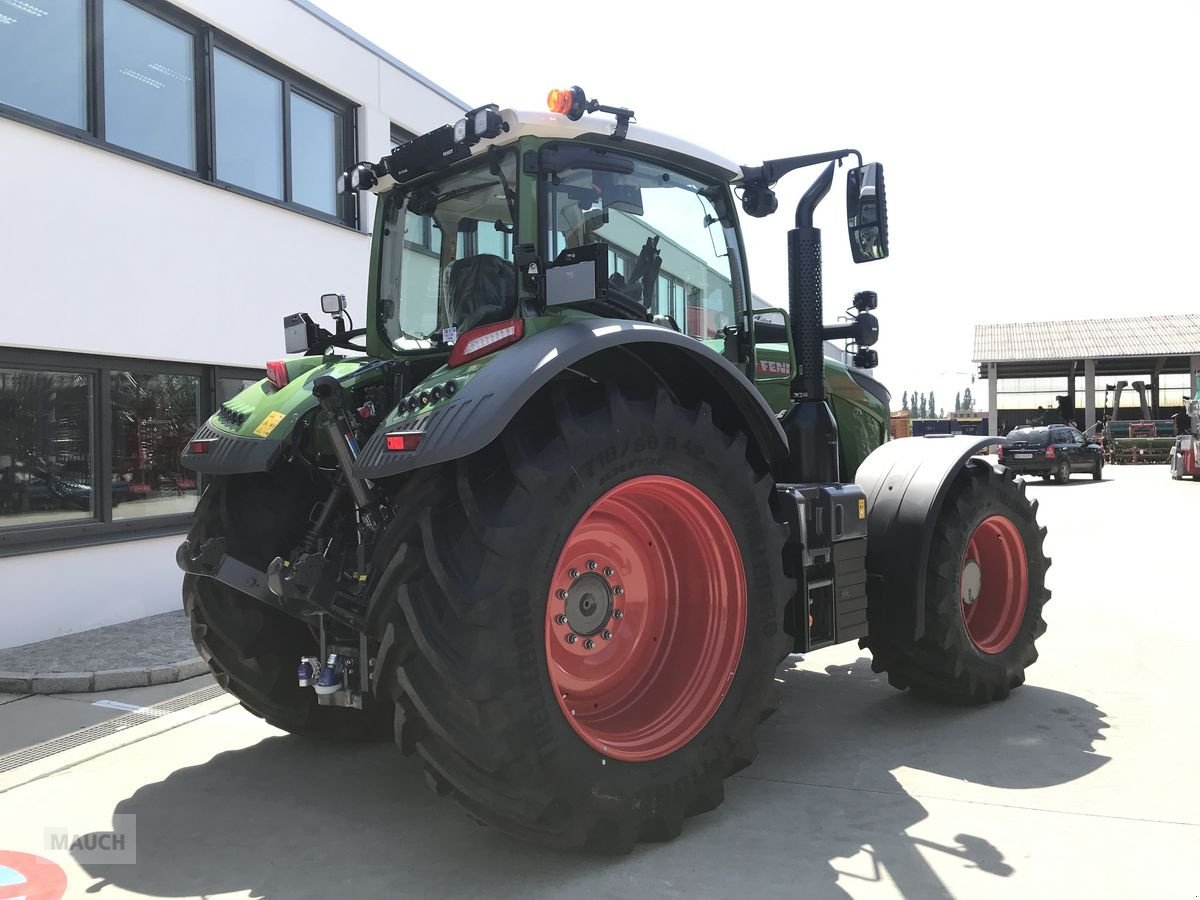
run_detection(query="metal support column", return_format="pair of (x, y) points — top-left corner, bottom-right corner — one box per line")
(988, 362), (999, 439)
(1084, 358), (1097, 432)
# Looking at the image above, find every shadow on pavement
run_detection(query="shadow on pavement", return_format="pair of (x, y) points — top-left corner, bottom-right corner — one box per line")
(75, 658), (1108, 898)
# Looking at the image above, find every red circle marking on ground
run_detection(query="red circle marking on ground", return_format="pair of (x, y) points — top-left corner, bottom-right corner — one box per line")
(0, 851), (68, 900)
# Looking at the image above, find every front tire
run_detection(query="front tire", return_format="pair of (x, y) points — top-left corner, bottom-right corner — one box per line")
(1092, 457), (1103, 481)
(367, 381), (791, 852)
(864, 461), (1050, 704)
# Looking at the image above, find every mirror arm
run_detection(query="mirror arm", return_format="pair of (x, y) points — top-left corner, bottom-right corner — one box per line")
(739, 148), (861, 188)
(797, 162), (837, 228)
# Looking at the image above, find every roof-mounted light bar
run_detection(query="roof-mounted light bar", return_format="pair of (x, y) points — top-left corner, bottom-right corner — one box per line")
(337, 104), (509, 197)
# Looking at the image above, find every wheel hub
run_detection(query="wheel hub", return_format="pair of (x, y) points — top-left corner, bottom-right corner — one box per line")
(564, 572), (612, 636)
(960, 559), (982, 605)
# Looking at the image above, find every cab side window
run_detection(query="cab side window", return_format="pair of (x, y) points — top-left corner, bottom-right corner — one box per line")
(545, 155), (738, 340)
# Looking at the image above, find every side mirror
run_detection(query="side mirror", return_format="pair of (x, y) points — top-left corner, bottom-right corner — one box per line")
(847, 163), (889, 263)
(752, 308), (790, 344)
(321, 293), (346, 315)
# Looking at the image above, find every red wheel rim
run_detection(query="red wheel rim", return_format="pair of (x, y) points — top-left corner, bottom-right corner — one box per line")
(959, 515), (1028, 654)
(545, 475), (746, 762)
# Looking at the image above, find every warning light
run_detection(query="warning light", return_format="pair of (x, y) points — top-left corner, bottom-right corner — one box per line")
(189, 439), (218, 454)
(547, 86), (586, 120)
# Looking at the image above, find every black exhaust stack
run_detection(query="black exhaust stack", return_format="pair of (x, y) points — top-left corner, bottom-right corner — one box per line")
(779, 162), (840, 484)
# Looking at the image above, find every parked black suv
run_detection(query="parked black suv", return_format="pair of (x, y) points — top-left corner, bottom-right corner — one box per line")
(999, 425), (1104, 482)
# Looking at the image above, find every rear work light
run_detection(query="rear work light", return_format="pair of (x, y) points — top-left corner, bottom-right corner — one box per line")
(265, 360), (290, 390)
(448, 319), (525, 368)
(384, 432), (422, 452)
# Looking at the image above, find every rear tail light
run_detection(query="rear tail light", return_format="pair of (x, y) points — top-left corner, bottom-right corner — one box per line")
(265, 360), (290, 390)
(189, 439), (218, 454)
(997, 444), (1005, 460)
(1044, 444), (1056, 459)
(384, 432), (422, 452)
(448, 319), (524, 368)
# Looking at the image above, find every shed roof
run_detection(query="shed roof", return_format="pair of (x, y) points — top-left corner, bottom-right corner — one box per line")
(973, 314), (1200, 363)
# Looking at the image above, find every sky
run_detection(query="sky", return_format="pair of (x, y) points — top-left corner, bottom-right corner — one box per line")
(314, 0), (1199, 412)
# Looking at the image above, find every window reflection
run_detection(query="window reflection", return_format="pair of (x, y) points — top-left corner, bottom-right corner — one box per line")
(103, 0), (196, 169)
(0, 0), (86, 128)
(111, 371), (199, 519)
(214, 49), (283, 200)
(0, 369), (95, 528)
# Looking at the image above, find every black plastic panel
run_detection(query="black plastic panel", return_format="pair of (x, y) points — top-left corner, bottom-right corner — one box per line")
(180, 421), (285, 475)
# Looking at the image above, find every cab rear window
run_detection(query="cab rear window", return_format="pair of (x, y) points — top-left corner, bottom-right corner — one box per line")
(1007, 428), (1049, 446)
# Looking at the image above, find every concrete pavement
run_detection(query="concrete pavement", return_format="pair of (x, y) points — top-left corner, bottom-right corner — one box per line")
(0, 464), (1196, 898)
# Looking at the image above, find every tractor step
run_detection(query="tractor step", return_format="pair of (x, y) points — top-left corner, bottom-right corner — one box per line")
(775, 483), (870, 653)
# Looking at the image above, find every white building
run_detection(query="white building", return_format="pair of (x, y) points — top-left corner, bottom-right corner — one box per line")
(0, 0), (469, 647)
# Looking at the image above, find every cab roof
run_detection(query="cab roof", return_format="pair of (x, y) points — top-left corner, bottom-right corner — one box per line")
(476, 109), (743, 181)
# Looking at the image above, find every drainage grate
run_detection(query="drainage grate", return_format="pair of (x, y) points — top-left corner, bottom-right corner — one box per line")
(0, 682), (230, 775)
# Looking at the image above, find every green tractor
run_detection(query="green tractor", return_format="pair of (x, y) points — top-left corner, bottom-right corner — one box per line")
(177, 87), (1050, 852)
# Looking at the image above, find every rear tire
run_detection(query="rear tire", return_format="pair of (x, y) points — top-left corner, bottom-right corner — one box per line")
(863, 461), (1050, 704)
(1054, 458), (1070, 483)
(183, 470), (392, 740)
(1092, 457), (1103, 481)
(367, 380), (791, 852)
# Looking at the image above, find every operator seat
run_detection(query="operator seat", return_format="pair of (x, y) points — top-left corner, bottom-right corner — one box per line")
(442, 254), (517, 333)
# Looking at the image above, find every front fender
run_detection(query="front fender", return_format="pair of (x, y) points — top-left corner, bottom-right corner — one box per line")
(854, 435), (1002, 640)
(354, 319), (788, 479)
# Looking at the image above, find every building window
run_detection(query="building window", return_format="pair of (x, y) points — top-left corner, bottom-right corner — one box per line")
(0, 368), (95, 529)
(110, 370), (200, 520)
(0, 0), (87, 129)
(102, 0), (196, 169)
(290, 92), (343, 216)
(0, 0), (359, 227)
(0, 349), (260, 555)
(214, 48), (284, 200)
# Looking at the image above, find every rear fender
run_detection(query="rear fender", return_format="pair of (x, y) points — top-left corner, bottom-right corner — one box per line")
(181, 357), (383, 475)
(353, 318), (787, 479)
(854, 435), (1003, 640)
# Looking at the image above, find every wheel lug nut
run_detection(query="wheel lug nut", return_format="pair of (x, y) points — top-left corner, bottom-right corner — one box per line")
(555, 614), (568, 625)
(566, 633), (578, 644)
(583, 639), (595, 650)
(556, 589), (568, 601)
(613, 609), (623, 619)
(603, 567), (614, 577)
(613, 586), (624, 596)
(602, 630), (612, 640)
(569, 568), (579, 579)
(587, 560), (597, 570)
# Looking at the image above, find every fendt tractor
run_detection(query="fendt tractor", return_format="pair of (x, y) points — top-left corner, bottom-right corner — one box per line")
(178, 87), (1051, 852)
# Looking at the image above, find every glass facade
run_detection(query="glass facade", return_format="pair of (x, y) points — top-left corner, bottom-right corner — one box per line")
(103, 0), (196, 168)
(0, 369), (94, 528)
(0, 0), (86, 128)
(0, 0), (357, 226)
